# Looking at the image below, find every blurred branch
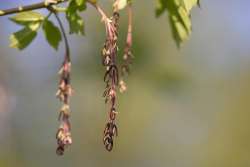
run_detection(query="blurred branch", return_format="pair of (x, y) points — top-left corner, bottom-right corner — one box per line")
(0, 0), (102, 17)
(0, 0), (67, 16)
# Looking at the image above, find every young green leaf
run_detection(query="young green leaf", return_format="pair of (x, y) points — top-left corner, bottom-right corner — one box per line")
(66, 0), (85, 35)
(42, 19), (62, 50)
(156, 0), (199, 47)
(66, 11), (84, 35)
(9, 27), (37, 50)
(9, 20), (41, 50)
(75, 0), (85, 7)
(10, 11), (44, 26)
(69, 0), (86, 11)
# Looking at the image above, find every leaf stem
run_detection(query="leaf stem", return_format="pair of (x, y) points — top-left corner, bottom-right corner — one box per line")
(45, 11), (53, 20)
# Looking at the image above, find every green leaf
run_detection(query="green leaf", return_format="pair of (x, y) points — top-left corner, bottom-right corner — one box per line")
(155, 0), (199, 47)
(9, 20), (41, 50)
(183, 0), (199, 11)
(42, 20), (62, 50)
(66, 0), (85, 35)
(9, 27), (37, 50)
(70, 0), (86, 11)
(75, 0), (85, 7)
(155, 0), (167, 17)
(10, 11), (44, 26)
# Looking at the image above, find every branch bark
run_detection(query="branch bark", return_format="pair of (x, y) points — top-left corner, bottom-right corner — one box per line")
(0, 0), (68, 16)
(0, 0), (108, 22)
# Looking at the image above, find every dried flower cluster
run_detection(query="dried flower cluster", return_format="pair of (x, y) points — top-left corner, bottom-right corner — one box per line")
(55, 58), (73, 155)
(52, 1), (133, 154)
(101, 11), (120, 151)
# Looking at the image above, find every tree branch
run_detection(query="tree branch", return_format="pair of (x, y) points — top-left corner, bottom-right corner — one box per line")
(0, 0), (110, 24)
(0, 0), (67, 16)
(0, 0), (109, 17)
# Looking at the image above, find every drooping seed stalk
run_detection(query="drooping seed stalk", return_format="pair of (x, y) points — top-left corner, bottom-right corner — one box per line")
(102, 11), (120, 151)
(119, 2), (133, 93)
(54, 12), (73, 155)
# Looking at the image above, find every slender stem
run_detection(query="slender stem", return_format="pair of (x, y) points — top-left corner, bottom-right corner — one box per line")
(45, 11), (53, 20)
(88, 2), (109, 21)
(54, 12), (70, 61)
(0, 0), (67, 16)
(127, 3), (132, 34)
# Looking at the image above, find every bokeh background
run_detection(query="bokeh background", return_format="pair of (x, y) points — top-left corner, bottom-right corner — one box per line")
(0, 0), (250, 167)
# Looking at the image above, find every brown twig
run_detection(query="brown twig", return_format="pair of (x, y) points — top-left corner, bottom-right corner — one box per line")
(0, 0), (67, 16)
(0, 0), (106, 19)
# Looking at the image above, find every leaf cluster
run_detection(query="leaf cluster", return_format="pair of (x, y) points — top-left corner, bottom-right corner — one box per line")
(156, 0), (200, 47)
(8, 0), (200, 50)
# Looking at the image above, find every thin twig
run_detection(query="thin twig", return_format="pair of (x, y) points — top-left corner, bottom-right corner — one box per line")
(0, 0), (67, 16)
(54, 12), (70, 60)
(127, 2), (132, 36)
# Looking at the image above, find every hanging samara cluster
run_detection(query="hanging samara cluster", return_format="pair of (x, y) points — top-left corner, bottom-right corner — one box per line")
(54, 1), (133, 155)
(100, 2), (133, 152)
